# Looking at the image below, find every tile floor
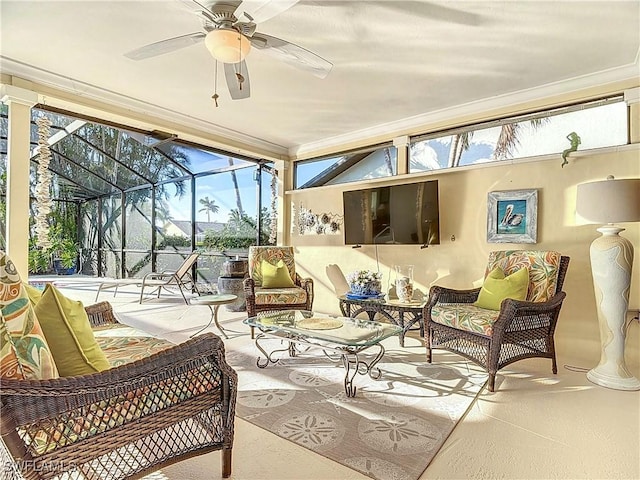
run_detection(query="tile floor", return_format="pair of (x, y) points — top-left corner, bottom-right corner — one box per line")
(52, 279), (639, 480)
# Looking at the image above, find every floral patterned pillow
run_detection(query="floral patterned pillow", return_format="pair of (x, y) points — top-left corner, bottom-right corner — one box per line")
(486, 250), (562, 303)
(0, 251), (58, 380)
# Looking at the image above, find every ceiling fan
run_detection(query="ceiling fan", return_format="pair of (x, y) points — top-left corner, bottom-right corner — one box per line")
(124, 0), (332, 102)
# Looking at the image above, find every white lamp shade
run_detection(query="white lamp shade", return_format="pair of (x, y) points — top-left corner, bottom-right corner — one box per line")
(205, 29), (251, 64)
(576, 177), (640, 224)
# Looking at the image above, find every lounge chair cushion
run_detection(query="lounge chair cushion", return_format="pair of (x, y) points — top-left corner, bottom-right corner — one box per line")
(474, 267), (529, 310)
(0, 253), (58, 380)
(261, 259), (295, 288)
(21, 323), (172, 454)
(93, 324), (173, 367)
(35, 284), (110, 377)
(255, 286), (308, 305)
(431, 303), (500, 336)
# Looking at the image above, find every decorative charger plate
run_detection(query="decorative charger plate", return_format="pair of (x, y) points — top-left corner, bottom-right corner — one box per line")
(297, 317), (344, 330)
(345, 292), (385, 300)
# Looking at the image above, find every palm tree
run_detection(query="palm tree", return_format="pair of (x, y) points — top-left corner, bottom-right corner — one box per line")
(448, 118), (549, 166)
(199, 196), (219, 222)
(492, 118), (548, 160)
(448, 132), (473, 167)
(383, 147), (394, 175)
(228, 157), (243, 215)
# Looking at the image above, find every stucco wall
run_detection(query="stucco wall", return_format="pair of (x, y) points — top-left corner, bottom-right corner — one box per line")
(287, 146), (640, 368)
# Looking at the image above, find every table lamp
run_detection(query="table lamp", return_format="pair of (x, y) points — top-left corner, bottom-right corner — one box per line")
(576, 175), (640, 390)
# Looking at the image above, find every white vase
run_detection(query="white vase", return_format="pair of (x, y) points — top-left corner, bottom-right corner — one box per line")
(394, 265), (414, 303)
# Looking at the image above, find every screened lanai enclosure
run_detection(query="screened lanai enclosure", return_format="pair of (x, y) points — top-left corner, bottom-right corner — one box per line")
(0, 104), (277, 287)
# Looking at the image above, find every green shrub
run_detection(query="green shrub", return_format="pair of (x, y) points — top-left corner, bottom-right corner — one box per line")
(159, 234), (191, 248)
(28, 249), (51, 274)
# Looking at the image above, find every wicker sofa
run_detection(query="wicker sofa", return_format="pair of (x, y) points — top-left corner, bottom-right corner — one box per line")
(1, 300), (237, 480)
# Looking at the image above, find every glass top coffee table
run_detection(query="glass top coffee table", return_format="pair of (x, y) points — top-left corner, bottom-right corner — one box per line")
(245, 310), (402, 397)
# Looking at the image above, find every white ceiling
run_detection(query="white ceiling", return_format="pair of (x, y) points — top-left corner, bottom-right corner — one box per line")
(1, 1), (639, 159)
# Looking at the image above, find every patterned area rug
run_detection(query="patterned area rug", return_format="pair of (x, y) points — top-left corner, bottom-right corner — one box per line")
(225, 335), (487, 480)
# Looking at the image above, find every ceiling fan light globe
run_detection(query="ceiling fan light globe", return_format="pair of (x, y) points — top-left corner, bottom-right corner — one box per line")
(205, 29), (251, 64)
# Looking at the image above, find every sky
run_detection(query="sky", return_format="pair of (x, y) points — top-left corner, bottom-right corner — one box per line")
(168, 165), (273, 223)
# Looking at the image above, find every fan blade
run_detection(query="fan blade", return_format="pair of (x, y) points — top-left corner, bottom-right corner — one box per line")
(224, 61), (251, 99)
(235, 0), (299, 24)
(250, 32), (332, 79)
(124, 32), (206, 60)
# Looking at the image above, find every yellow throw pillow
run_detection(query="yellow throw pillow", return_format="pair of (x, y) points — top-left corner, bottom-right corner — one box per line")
(261, 259), (295, 288)
(474, 267), (529, 311)
(23, 282), (43, 307)
(35, 284), (110, 377)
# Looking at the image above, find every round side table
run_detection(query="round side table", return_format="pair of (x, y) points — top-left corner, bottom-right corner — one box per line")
(190, 294), (238, 338)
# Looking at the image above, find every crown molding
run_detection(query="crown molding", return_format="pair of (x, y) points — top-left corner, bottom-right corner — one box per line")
(0, 56), (289, 159)
(291, 61), (640, 158)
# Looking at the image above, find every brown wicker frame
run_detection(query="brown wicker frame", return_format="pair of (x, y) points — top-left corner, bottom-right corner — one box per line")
(84, 301), (119, 327)
(244, 274), (314, 338)
(1, 302), (237, 480)
(424, 255), (569, 392)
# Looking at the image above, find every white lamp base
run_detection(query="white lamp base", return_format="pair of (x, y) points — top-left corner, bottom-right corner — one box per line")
(587, 366), (640, 390)
(587, 225), (640, 391)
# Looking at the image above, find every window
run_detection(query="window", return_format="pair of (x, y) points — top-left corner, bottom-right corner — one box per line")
(294, 144), (396, 189)
(410, 97), (627, 173)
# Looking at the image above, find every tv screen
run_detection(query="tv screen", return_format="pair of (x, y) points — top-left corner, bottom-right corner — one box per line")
(343, 181), (440, 245)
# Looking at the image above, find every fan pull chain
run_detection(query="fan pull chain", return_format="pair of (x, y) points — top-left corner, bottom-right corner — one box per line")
(212, 60), (219, 107)
(237, 35), (244, 91)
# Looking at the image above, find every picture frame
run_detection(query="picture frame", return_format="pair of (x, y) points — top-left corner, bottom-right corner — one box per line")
(487, 189), (538, 243)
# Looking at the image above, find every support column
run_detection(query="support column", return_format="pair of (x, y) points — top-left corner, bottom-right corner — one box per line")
(624, 87), (640, 143)
(393, 135), (410, 175)
(1, 84), (38, 278)
(275, 159), (290, 246)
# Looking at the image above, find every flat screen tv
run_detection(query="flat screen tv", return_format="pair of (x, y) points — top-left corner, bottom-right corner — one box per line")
(343, 181), (440, 246)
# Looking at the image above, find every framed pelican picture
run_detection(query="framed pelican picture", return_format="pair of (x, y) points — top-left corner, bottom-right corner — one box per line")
(487, 189), (538, 243)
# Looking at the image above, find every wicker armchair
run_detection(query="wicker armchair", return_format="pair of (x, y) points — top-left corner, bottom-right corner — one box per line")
(243, 246), (314, 338)
(424, 250), (569, 392)
(1, 302), (237, 480)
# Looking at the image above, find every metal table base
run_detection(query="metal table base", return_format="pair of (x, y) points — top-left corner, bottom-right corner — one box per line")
(190, 294), (238, 338)
(254, 329), (386, 397)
